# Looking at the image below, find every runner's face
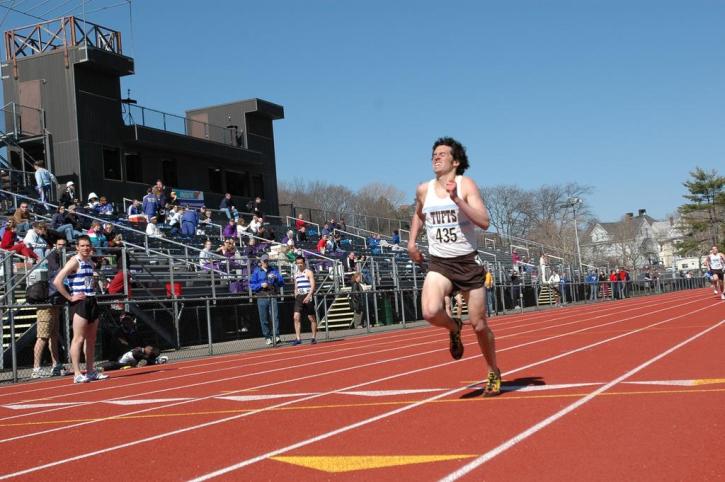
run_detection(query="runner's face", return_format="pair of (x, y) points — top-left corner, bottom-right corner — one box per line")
(431, 145), (459, 175)
(77, 240), (92, 256)
(295, 260), (305, 270)
(712, 246), (718, 255)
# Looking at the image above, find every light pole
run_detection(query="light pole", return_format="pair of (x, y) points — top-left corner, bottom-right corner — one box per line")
(567, 197), (583, 277)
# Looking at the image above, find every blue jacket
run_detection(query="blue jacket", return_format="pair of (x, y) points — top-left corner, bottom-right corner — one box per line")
(250, 266), (284, 293)
(142, 194), (159, 217)
(586, 273), (598, 285)
(180, 210), (198, 225)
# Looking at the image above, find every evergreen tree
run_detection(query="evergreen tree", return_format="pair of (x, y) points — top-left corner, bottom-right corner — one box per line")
(677, 167), (725, 255)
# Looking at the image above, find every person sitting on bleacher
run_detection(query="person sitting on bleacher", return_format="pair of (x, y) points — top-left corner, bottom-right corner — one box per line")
(86, 192), (100, 212)
(166, 205), (181, 236)
(317, 234), (328, 255)
(50, 205), (79, 243)
(1, 219), (38, 262)
(223, 219), (237, 239)
(236, 218), (251, 243)
(127, 199), (142, 217)
(321, 223), (331, 236)
(199, 240), (215, 269)
(145, 216), (163, 238)
(12, 202), (32, 236)
(23, 221), (49, 259)
(87, 221), (108, 252)
(248, 215), (261, 234)
(60, 181), (79, 208)
(96, 196), (114, 216)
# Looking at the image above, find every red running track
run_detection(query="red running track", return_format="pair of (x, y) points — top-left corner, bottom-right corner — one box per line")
(0, 289), (722, 481)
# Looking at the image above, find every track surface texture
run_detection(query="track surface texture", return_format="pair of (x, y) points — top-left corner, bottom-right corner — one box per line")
(0, 289), (723, 481)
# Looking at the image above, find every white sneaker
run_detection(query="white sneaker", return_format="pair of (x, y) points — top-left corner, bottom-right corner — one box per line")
(86, 371), (108, 381)
(721, 294), (725, 300)
(73, 374), (90, 384)
(275, 336), (281, 344)
(157, 356), (169, 364)
(31, 368), (44, 379)
(715, 289), (719, 295)
(265, 338), (273, 346)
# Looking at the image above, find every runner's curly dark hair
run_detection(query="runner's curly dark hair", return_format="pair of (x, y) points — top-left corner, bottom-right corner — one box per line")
(432, 137), (469, 175)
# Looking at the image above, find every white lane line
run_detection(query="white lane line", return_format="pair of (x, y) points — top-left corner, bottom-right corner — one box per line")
(103, 398), (194, 406)
(216, 394), (317, 402)
(181, 306), (721, 481)
(2, 402), (87, 410)
(0, 294), (703, 442)
(340, 389), (447, 397)
(440, 319), (725, 481)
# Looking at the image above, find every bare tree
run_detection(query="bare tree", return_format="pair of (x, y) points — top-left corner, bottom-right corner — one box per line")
(480, 185), (532, 240)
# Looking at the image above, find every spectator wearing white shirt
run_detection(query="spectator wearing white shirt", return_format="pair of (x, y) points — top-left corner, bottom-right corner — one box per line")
(248, 215), (262, 234)
(23, 222), (49, 259)
(145, 216), (163, 237)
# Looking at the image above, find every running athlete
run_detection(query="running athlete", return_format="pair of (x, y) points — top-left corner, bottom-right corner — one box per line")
(704, 245), (725, 300)
(53, 235), (109, 383)
(292, 256), (318, 345)
(408, 137), (501, 397)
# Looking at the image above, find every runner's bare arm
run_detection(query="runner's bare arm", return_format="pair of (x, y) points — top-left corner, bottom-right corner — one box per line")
(448, 176), (490, 230)
(407, 183), (427, 262)
(304, 269), (315, 303)
(53, 257), (80, 302)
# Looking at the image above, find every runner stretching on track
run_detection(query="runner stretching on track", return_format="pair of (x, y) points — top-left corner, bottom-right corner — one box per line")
(408, 137), (501, 397)
(53, 235), (109, 384)
(704, 245), (725, 300)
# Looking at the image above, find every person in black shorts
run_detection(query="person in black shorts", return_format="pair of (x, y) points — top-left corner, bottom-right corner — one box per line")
(292, 256), (318, 345)
(408, 137), (501, 396)
(54, 235), (108, 384)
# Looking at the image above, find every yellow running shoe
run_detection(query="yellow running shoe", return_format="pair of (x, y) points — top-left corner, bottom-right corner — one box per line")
(483, 368), (502, 397)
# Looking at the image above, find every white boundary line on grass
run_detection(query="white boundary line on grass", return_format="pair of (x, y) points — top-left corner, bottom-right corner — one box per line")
(439, 318), (725, 481)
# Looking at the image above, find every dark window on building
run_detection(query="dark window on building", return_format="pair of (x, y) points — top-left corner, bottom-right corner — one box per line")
(251, 174), (264, 198)
(226, 170), (250, 197)
(208, 168), (223, 193)
(125, 153), (143, 183)
(162, 159), (178, 187)
(103, 147), (121, 180)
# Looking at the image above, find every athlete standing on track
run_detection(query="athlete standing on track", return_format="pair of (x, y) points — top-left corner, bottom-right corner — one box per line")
(704, 245), (725, 300)
(292, 255), (318, 345)
(53, 235), (109, 384)
(408, 137), (501, 397)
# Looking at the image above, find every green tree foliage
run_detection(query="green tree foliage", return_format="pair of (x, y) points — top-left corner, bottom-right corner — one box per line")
(677, 167), (725, 255)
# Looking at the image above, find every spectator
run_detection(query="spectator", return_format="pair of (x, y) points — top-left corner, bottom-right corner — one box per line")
(166, 205), (182, 236)
(321, 223), (331, 236)
(23, 221), (49, 259)
(230, 205), (240, 222)
(619, 268), (629, 298)
(294, 213), (306, 232)
(86, 192), (100, 212)
(248, 215), (262, 234)
(145, 216), (163, 238)
(142, 188), (159, 219)
(102, 223), (118, 244)
(349, 271), (365, 328)
(127, 199), (142, 217)
(50, 205), (78, 242)
(339, 217), (347, 231)
(259, 225), (276, 242)
(64, 204), (83, 234)
(33, 160), (56, 210)
(168, 191), (179, 206)
(329, 218), (338, 230)
(246, 196), (263, 217)
(60, 181), (79, 207)
(217, 238), (242, 269)
(223, 219), (237, 239)
(236, 218), (251, 243)
(317, 234), (328, 255)
(368, 234), (381, 255)
(199, 239), (215, 269)
(219, 193), (233, 220)
(586, 271), (598, 301)
(96, 196), (114, 216)
(511, 249), (521, 266)
(296, 225), (308, 243)
(1, 219), (38, 261)
(155, 180), (170, 207)
(511, 268), (522, 308)
(599, 270), (609, 298)
(12, 202), (32, 236)
(559, 271), (569, 304)
(391, 230), (401, 245)
(180, 206), (198, 237)
(108, 233), (124, 249)
(484, 269), (494, 316)
(250, 254), (284, 345)
(32, 237), (66, 378)
(609, 270), (619, 299)
(87, 221), (108, 252)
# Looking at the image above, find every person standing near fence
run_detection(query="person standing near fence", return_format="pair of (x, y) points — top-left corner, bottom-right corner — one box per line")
(704, 245), (725, 300)
(251, 254), (284, 346)
(407, 137), (501, 397)
(33, 161), (56, 211)
(53, 235), (108, 384)
(293, 255), (318, 345)
(484, 269), (495, 316)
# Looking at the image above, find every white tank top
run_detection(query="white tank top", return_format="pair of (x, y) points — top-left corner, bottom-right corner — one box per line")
(709, 253), (724, 270)
(422, 176), (477, 258)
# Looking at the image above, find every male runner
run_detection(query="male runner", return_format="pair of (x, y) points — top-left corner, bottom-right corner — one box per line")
(704, 245), (725, 300)
(53, 235), (109, 383)
(292, 256), (318, 345)
(408, 137), (501, 397)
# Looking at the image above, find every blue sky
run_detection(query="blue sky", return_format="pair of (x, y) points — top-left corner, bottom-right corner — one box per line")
(2, 0), (724, 221)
